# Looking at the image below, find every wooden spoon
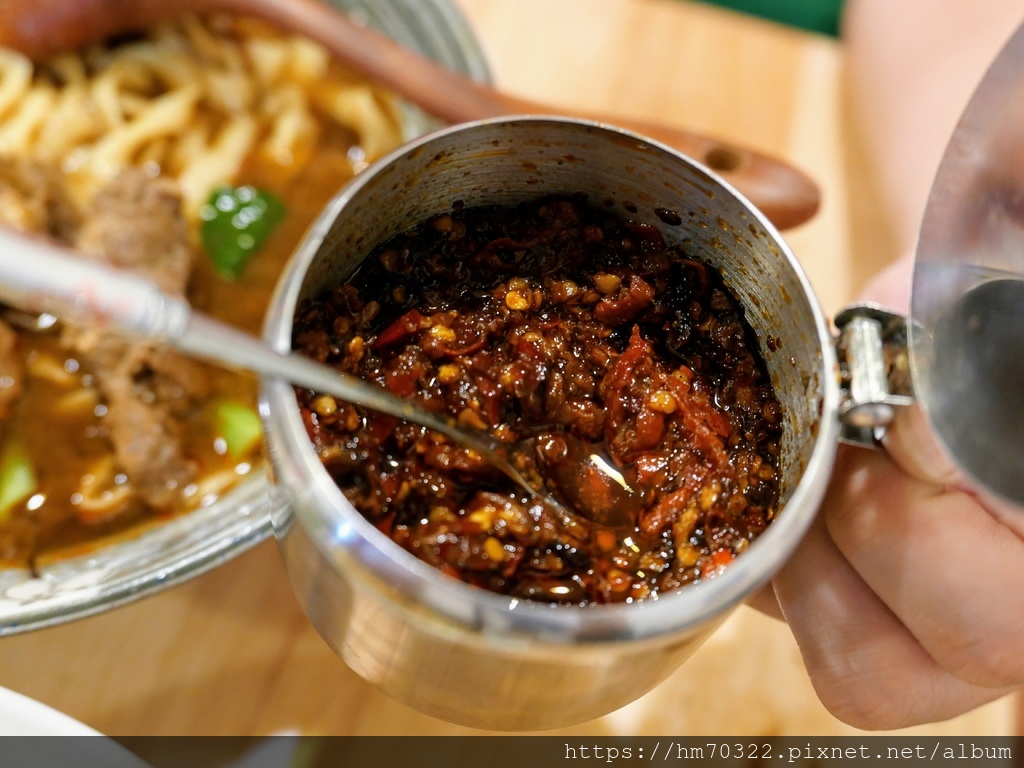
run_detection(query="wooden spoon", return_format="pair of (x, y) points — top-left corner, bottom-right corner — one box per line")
(0, 0), (821, 228)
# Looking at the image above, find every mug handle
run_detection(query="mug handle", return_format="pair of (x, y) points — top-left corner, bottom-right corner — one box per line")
(833, 303), (914, 447)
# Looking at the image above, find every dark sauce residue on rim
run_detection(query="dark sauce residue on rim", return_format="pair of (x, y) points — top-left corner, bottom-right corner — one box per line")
(655, 207), (683, 226)
(292, 195), (783, 605)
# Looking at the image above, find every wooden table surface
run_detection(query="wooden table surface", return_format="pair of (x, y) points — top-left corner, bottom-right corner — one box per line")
(0, 0), (1018, 737)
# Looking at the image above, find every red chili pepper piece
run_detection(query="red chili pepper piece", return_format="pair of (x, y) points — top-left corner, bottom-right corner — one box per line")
(373, 309), (424, 349)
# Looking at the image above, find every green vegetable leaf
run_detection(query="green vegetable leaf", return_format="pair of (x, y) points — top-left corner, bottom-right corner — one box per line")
(213, 400), (264, 460)
(0, 439), (37, 522)
(200, 185), (285, 280)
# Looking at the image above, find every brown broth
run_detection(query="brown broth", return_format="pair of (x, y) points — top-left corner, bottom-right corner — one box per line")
(0, 141), (362, 567)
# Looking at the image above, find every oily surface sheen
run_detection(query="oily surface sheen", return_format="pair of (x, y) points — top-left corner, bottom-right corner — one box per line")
(293, 195), (783, 605)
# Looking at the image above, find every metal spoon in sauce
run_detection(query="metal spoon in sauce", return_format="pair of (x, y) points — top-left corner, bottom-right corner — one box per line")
(0, 0), (819, 230)
(0, 227), (643, 524)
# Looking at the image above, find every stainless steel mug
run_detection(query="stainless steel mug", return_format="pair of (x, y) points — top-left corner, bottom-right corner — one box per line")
(260, 117), (841, 730)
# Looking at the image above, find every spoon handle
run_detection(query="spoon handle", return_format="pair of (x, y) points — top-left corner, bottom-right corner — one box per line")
(0, 229), (450, 432)
(175, 317), (555, 513)
(239, 0), (820, 229)
(0, 228), (547, 500)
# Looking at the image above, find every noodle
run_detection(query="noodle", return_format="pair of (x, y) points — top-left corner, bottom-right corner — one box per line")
(0, 50), (32, 121)
(0, 85), (56, 156)
(87, 85), (203, 182)
(0, 14), (404, 215)
(0, 14), (407, 565)
(175, 113), (257, 209)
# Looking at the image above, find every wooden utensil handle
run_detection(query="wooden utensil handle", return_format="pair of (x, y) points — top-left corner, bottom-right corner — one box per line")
(244, 0), (822, 229)
(0, 0), (820, 228)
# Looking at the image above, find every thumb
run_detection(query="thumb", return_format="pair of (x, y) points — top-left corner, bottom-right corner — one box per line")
(883, 392), (1024, 540)
(863, 255), (1024, 533)
(881, 402), (962, 488)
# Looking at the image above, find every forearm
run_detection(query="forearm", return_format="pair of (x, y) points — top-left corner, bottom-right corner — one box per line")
(842, 0), (1024, 253)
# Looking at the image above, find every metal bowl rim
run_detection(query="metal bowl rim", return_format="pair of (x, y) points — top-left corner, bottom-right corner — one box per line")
(261, 115), (841, 644)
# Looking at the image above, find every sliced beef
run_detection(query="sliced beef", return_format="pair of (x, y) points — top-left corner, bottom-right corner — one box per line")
(65, 170), (209, 511)
(0, 157), (63, 434)
(87, 340), (204, 510)
(74, 168), (192, 295)
(0, 156), (80, 240)
(0, 158), (207, 513)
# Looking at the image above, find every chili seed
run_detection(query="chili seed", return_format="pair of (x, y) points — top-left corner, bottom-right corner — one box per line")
(630, 582), (651, 601)
(700, 482), (721, 511)
(311, 395), (337, 416)
(676, 544), (701, 568)
(378, 249), (400, 272)
(606, 568), (631, 592)
(468, 507), (496, 528)
(647, 390), (677, 414)
(429, 324), (456, 342)
(431, 214), (454, 234)
(593, 273), (622, 294)
(505, 291), (530, 310)
(332, 316), (351, 336)
(347, 336), (365, 361)
(437, 364), (461, 384)
(457, 408), (489, 431)
(345, 408), (361, 432)
(553, 280), (579, 302)
(429, 505), (455, 523)
(359, 300), (380, 325)
(483, 537), (506, 562)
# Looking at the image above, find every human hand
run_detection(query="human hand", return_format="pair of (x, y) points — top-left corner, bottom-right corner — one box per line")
(757, 254), (1024, 729)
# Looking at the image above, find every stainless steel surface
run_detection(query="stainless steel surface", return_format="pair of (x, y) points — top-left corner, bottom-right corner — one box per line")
(0, 0), (490, 635)
(834, 304), (913, 446)
(842, 317), (892, 426)
(912, 21), (1024, 507)
(261, 116), (841, 730)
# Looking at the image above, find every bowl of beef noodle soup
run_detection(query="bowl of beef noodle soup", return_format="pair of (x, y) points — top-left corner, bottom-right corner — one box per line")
(0, 0), (489, 632)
